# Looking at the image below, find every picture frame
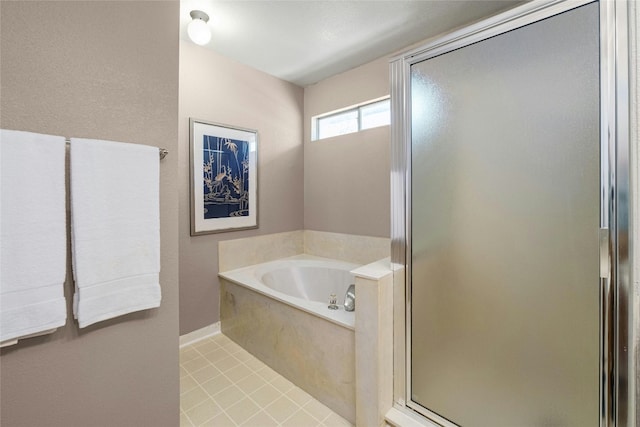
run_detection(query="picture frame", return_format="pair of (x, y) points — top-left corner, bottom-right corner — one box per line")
(189, 118), (258, 235)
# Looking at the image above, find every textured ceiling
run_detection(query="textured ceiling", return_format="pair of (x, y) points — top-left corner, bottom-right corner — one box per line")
(180, 0), (524, 87)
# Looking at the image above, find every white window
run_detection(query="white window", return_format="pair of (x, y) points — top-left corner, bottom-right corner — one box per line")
(312, 97), (390, 141)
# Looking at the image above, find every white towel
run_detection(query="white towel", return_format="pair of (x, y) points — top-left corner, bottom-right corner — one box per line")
(0, 129), (67, 343)
(70, 138), (161, 328)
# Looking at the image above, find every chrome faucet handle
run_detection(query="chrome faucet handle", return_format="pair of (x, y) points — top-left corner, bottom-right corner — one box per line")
(344, 284), (355, 312)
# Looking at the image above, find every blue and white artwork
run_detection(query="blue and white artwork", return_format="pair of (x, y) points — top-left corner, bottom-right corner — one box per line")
(202, 135), (249, 219)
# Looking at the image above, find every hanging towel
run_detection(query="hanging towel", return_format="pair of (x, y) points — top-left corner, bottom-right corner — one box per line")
(0, 129), (67, 343)
(70, 138), (160, 328)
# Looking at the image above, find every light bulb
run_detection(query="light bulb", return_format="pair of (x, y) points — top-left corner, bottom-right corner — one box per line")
(188, 11), (211, 46)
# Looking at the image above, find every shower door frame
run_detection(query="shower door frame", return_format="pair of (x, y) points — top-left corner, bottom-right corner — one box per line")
(389, 0), (633, 426)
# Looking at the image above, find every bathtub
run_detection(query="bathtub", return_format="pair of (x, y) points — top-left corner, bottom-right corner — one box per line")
(218, 254), (360, 423)
(218, 254), (360, 329)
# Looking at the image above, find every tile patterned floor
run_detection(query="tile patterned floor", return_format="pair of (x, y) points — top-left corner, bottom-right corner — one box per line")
(180, 333), (353, 427)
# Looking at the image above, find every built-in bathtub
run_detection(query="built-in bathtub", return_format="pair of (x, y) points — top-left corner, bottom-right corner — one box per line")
(220, 254), (359, 329)
(218, 254), (360, 423)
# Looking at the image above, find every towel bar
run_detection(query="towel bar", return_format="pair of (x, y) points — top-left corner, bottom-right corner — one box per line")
(64, 139), (168, 160)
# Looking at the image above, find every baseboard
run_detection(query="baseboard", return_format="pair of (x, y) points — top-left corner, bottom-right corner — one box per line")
(179, 322), (220, 348)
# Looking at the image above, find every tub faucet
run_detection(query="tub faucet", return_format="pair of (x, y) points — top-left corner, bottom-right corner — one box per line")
(344, 284), (355, 312)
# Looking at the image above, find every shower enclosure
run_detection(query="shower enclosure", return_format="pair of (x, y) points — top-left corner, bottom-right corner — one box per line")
(390, 1), (633, 426)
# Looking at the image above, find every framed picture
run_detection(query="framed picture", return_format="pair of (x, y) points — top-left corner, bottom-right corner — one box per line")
(190, 118), (258, 235)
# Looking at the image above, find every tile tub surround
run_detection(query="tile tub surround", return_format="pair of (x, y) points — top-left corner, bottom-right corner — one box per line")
(220, 279), (356, 424)
(218, 231), (304, 272)
(180, 333), (352, 427)
(304, 230), (389, 266)
(218, 230), (390, 272)
(353, 258), (394, 427)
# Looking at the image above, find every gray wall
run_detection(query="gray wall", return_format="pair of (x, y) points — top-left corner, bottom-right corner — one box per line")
(179, 42), (304, 335)
(303, 56), (391, 238)
(0, 2), (180, 426)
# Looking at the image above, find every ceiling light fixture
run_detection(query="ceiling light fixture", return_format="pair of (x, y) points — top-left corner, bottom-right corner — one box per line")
(188, 10), (211, 46)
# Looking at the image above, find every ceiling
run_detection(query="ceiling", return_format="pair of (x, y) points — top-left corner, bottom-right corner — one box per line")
(179, 1), (524, 87)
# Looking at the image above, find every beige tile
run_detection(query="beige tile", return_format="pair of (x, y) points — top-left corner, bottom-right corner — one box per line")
(214, 355), (242, 372)
(180, 366), (190, 378)
(180, 348), (199, 364)
(243, 356), (267, 372)
(240, 410), (280, 427)
(203, 348), (232, 364)
(286, 387), (313, 407)
(212, 385), (246, 409)
(193, 340), (221, 355)
(200, 412), (236, 427)
(270, 375), (294, 393)
(183, 356), (212, 374)
(232, 350), (256, 363)
(201, 375), (233, 397)
(323, 412), (353, 426)
(185, 399), (223, 426)
(263, 396), (300, 423)
(255, 366), (279, 382)
(212, 334), (233, 346)
(181, 386), (209, 412)
(302, 399), (333, 423)
(218, 230), (303, 271)
(235, 373), (270, 395)
(190, 365), (222, 385)
(248, 383), (281, 408)
(222, 341), (244, 354)
(225, 363), (253, 383)
(180, 411), (194, 427)
(181, 375), (199, 394)
(225, 397), (261, 425)
(282, 408), (322, 427)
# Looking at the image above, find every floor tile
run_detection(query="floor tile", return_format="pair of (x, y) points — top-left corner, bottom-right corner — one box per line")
(180, 366), (191, 378)
(263, 395), (300, 423)
(286, 387), (313, 407)
(190, 365), (221, 385)
(181, 386), (210, 412)
(193, 340), (221, 355)
(180, 411), (194, 427)
(180, 375), (198, 395)
(212, 384), (246, 409)
(232, 350), (255, 363)
(244, 356), (267, 372)
(225, 397), (261, 425)
(180, 347), (199, 363)
(270, 375), (294, 393)
(323, 412), (353, 426)
(200, 374), (233, 396)
(255, 366), (279, 382)
(185, 399), (223, 426)
(225, 363), (253, 383)
(183, 356), (212, 374)
(248, 383), (282, 408)
(214, 355), (243, 371)
(241, 410), (280, 427)
(201, 412), (235, 427)
(180, 334), (350, 427)
(235, 373), (270, 395)
(303, 398), (333, 422)
(203, 347), (231, 364)
(281, 408), (321, 427)
(211, 334), (233, 346)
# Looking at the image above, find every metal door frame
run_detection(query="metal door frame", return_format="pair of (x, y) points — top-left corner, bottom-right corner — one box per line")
(389, 1), (633, 425)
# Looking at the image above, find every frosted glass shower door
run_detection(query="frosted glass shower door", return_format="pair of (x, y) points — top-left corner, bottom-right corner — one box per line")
(409, 3), (600, 426)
